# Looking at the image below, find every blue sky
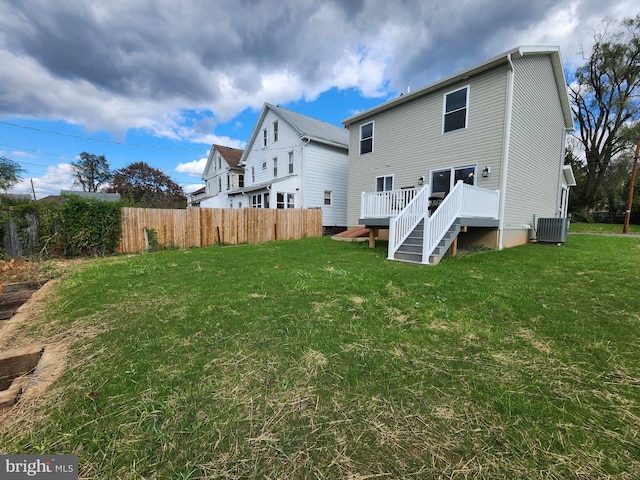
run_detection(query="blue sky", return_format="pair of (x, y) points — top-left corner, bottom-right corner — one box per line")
(1, 1), (635, 198)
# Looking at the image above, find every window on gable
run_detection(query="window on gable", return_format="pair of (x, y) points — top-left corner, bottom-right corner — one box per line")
(288, 151), (294, 174)
(443, 86), (469, 133)
(273, 121), (278, 142)
(263, 128), (268, 147)
(376, 175), (393, 192)
(360, 122), (373, 154)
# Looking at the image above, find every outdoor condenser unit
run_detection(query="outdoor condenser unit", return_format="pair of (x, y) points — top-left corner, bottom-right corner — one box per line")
(536, 218), (568, 243)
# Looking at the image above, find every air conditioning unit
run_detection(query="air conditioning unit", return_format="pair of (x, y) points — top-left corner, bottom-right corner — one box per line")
(536, 218), (568, 243)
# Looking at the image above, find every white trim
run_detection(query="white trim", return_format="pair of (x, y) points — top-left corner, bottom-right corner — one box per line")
(442, 85), (470, 134)
(498, 54), (515, 250)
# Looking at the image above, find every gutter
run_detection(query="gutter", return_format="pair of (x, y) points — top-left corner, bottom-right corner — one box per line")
(498, 53), (515, 250)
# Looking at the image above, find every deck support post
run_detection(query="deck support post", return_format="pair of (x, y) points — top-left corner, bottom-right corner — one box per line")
(369, 228), (378, 248)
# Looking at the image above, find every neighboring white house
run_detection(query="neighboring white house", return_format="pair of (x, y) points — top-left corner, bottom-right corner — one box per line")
(229, 103), (349, 231)
(342, 46), (575, 264)
(187, 144), (244, 208)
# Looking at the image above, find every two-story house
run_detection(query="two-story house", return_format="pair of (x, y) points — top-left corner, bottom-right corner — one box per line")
(188, 144), (244, 208)
(342, 46), (575, 264)
(229, 103), (349, 232)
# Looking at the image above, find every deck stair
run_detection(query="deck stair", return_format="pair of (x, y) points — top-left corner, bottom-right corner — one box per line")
(393, 219), (461, 264)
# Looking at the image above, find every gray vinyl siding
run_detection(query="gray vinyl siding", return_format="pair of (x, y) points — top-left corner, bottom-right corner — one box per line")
(302, 142), (348, 226)
(347, 64), (509, 226)
(503, 55), (566, 228)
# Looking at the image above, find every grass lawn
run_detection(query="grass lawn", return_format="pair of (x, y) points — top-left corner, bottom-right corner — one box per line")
(569, 221), (640, 234)
(1, 235), (639, 479)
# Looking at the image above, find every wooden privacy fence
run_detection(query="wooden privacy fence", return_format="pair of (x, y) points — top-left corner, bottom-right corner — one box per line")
(118, 207), (323, 253)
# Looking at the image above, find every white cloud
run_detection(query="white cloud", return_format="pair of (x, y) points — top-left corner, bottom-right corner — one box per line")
(183, 183), (205, 194)
(10, 163), (75, 199)
(175, 157), (207, 176)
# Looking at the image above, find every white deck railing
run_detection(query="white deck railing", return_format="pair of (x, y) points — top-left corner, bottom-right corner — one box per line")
(361, 188), (418, 218)
(388, 185), (430, 259)
(423, 182), (499, 262)
(369, 181), (499, 264)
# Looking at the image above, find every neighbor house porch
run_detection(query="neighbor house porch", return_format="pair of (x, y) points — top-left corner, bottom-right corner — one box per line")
(359, 181), (500, 264)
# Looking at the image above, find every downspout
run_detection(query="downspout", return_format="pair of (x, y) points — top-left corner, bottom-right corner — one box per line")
(300, 137), (311, 208)
(556, 128), (569, 217)
(498, 53), (515, 250)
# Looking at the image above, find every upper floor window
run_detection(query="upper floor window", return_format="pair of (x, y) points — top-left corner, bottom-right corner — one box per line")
(227, 174), (231, 190)
(251, 166), (255, 183)
(324, 190), (332, 206)
(217, 154), (221, 170)
(273, 121), (278, 142)
(443, 86), (469, 133)
(273, 157), (278, 178)
(262, 161), (267, 170)
(376, 175), (393, 192)
(360, 122), (373, 155)
(239, 174), (244, 188)
(263, 128), (268, 147)
(288, 151), (294, 174)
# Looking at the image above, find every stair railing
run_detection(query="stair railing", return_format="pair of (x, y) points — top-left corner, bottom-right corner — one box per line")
(422, 181), (500, 263)
(388, 184), (430, 260)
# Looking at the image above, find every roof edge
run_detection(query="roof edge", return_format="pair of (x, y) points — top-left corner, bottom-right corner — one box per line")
(342, 46), (573, 128)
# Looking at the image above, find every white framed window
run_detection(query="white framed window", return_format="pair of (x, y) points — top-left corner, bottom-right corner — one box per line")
(227, 174), (231, 190)
(443, 86), (469, 133)
(273, 121), (278, 142)
(324, 190), (332, 206)
(360, 121), (374, 154)
(431, 165), (476, 196)
(277, 192), (285, 209)
(251, 167), (255, 183)
(287, 193), (295, 209)
(263, 128), (268, 147)
(288, 151), (294, 174)
(251, 194), (263, 208)
(376, 175), (393, 192)
(239, 174), (244, 188)
(273, 157), (278, 178)
(218, 177), (222, 193)
(262, 161), (267, 170)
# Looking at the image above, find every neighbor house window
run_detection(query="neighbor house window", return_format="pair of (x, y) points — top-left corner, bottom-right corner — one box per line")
(263, 128), (268, 147)
(273, 157), (278, 178)
(443, 86), (469, 133)
(262, 161), (267, 170)
(324, 190), (332, 206)
(251, 194), (263, 208)
(251, 167), (255, 183)
(360, 121), (373, 154)
(273, 121), (278, 142)
(217, 154), (221, 170)
(218, 178), (222, 192)
(376, 175), (393, 192)
(264, 192), (269, 208)
(227, 175), (231, 190)
(288, 151), (294, 174)
(277, 192), (285, 209)
(287, 193), (295, 209)
(239, 174), (244, 188)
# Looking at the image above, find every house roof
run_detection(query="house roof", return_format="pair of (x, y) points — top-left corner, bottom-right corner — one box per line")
(240, 103), (348, 165)
(212, 144), (244, 168)
(342, 46), (573, 129)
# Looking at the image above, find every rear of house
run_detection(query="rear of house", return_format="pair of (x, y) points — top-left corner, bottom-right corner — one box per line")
(342, 46), (573, 262)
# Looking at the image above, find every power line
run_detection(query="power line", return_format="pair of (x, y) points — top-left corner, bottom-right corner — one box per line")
(0, 121), (207, 150)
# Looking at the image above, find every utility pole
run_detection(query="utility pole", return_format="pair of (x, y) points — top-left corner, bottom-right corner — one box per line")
(623, 139), (640, 234)
(30, 178), (36, 201)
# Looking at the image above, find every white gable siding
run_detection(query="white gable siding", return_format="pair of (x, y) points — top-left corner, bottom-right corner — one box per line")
(503, 55), (566, 230)
(302, 142), (348, 226)
(346, 65), (509, 226)
(243, 109), (303, 190)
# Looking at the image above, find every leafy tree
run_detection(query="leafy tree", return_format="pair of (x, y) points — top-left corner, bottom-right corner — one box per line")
(71, 152), (112, 192)
(568, 15), (640, 215)
(107, 161), (186, 208)
(0, 156), (24, 192)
